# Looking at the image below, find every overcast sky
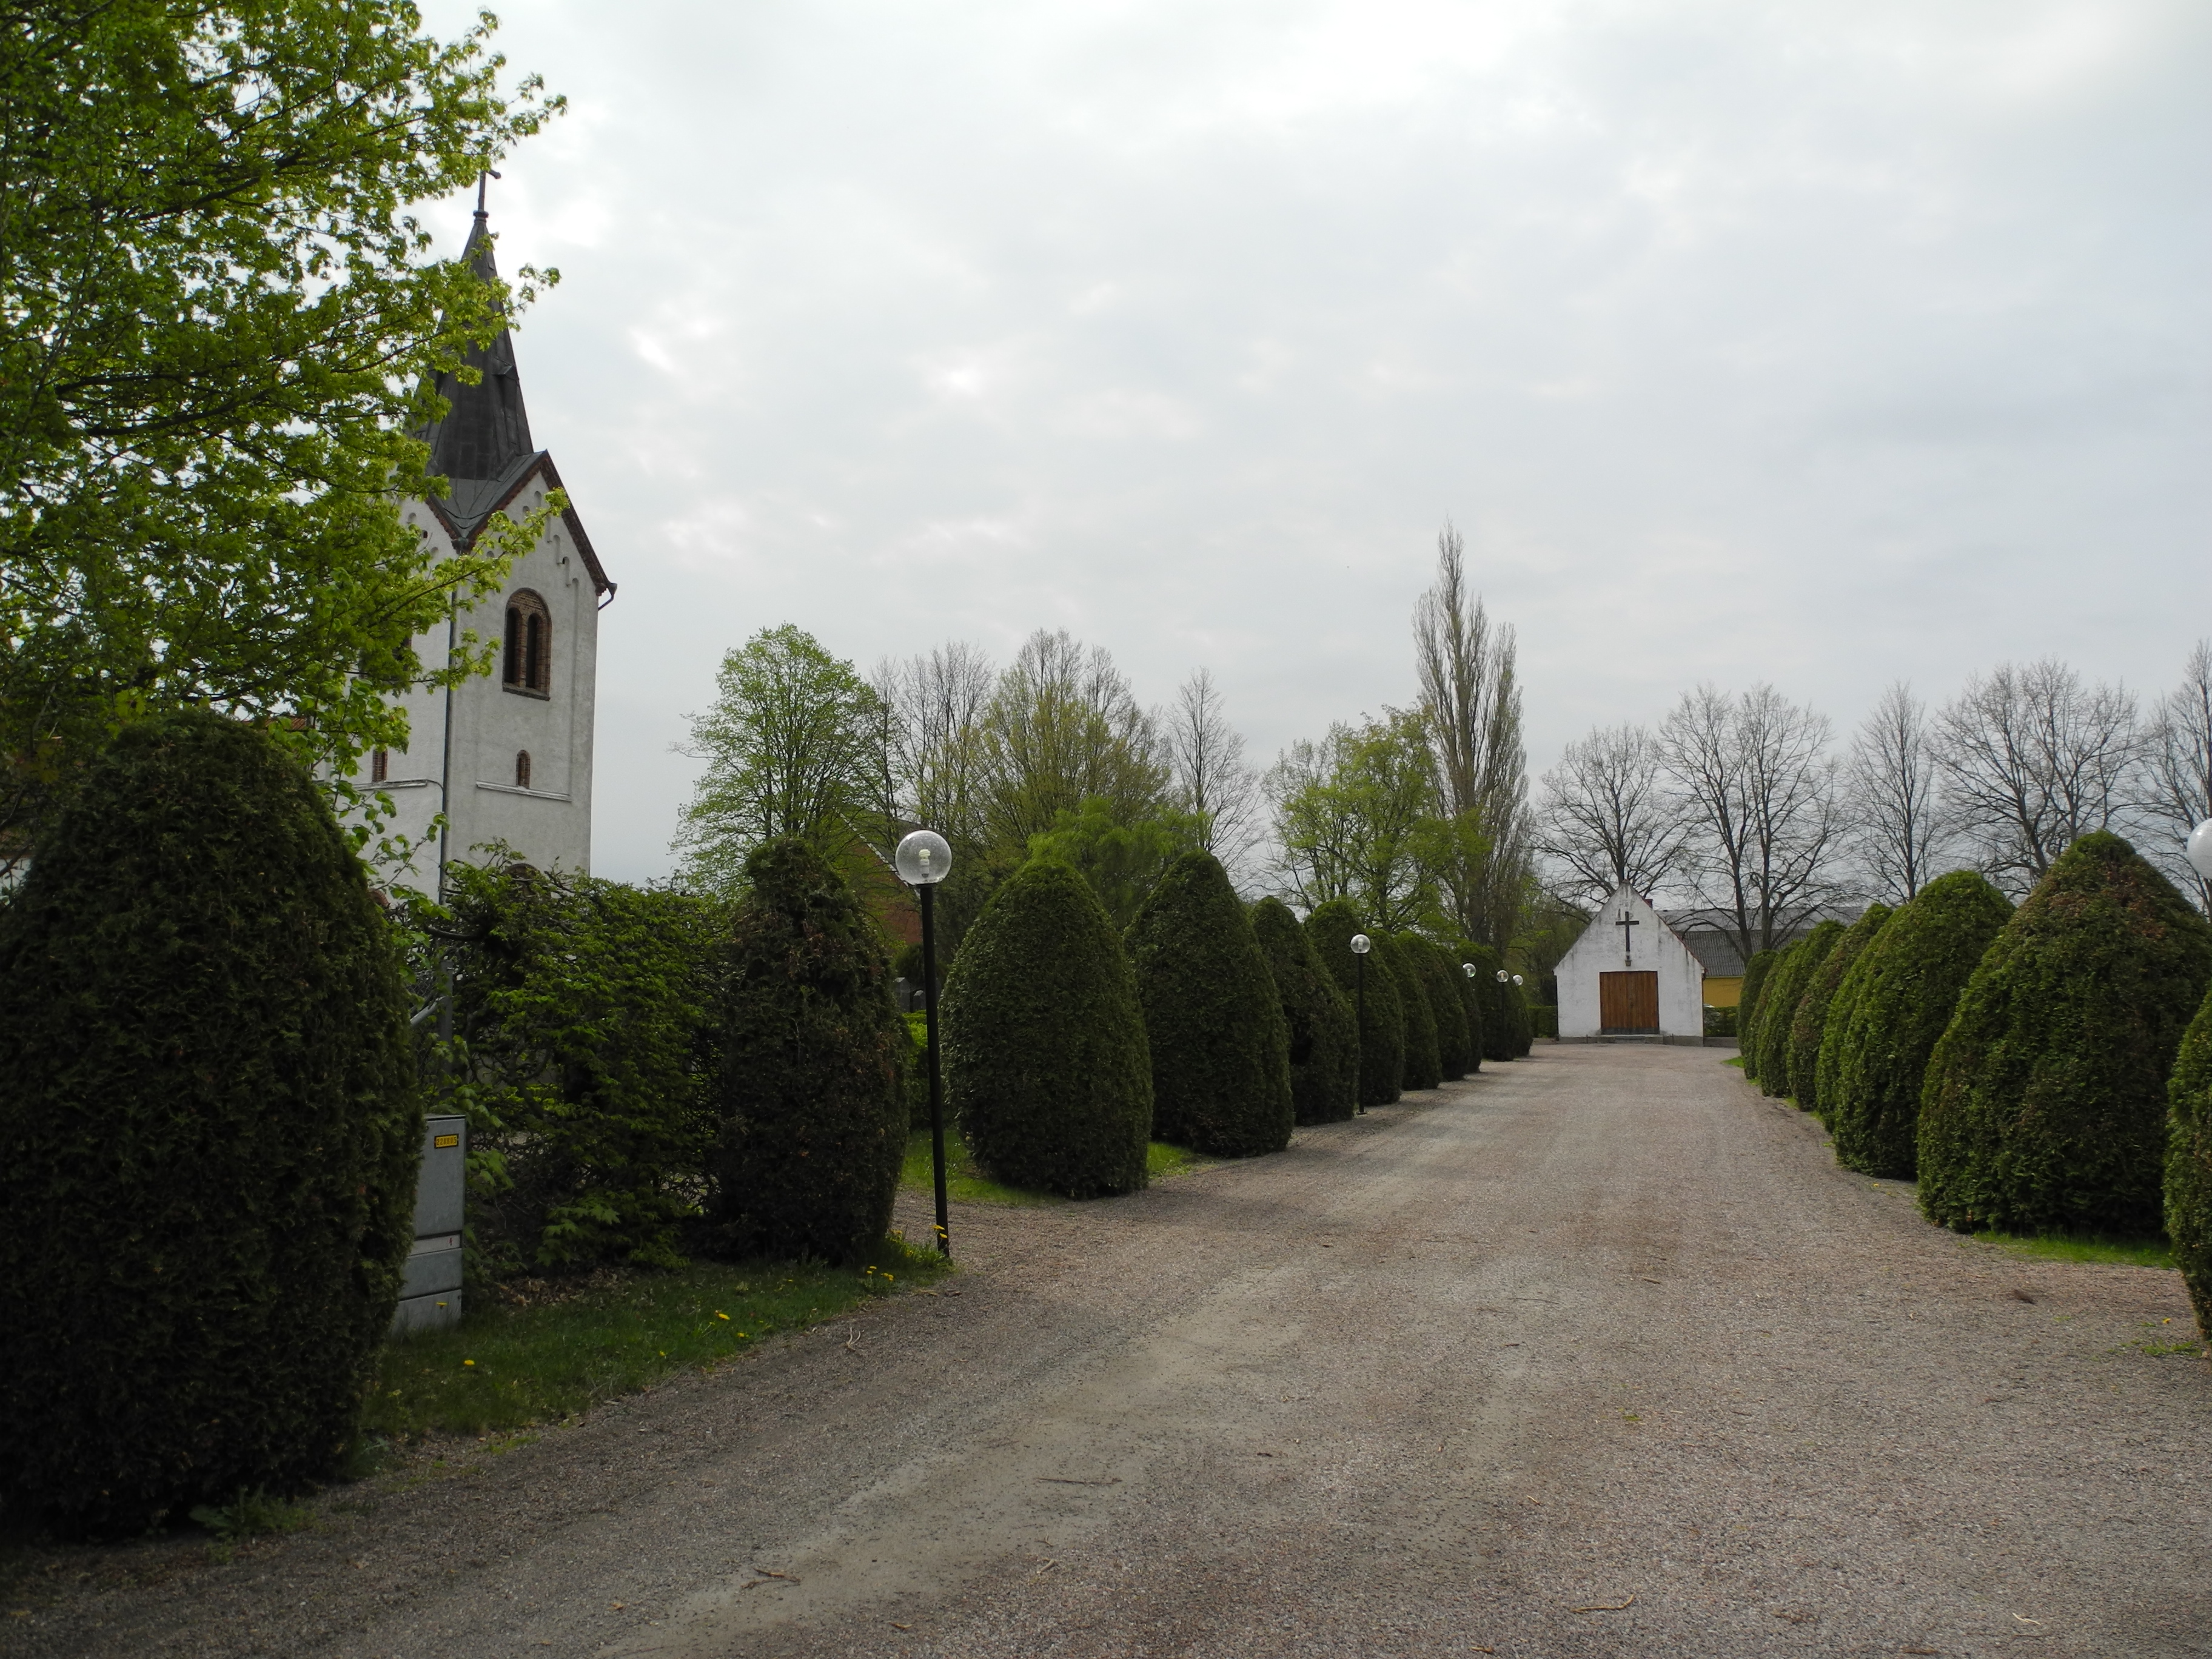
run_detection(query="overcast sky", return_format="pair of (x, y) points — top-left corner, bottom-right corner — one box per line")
(421, 0), (2211, 885)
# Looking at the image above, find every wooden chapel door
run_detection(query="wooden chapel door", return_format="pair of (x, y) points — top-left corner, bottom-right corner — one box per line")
(1600, 971), (1660, 1034)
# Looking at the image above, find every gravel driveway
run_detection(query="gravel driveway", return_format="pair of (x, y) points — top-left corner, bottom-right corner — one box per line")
(7, 1043), (2207, 1658)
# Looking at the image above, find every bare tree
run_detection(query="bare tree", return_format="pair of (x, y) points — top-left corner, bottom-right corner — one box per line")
(2137, 640), (2212, 913)
(974, 629), (1168, 849)
(1167, 667), (1262, 883)
(1537, 722), (1686, 907)
(873, 640), (995, 850)
(1658, 682), (1844, 966)
(1413, 521), (1534, 950)
(1934, 658), (2139, 892)
(1844, 681), (1951, 903)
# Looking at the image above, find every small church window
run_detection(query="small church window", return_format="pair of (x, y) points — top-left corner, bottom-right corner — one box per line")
(370, 748), (389, 783)
(515, 750), (532, 789)
(503, 589), (552, 697)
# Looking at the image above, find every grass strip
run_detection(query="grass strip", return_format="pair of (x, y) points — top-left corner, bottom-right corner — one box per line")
(363, 1233), (948, 1441)
(1968, 1230), (2175, 1270)
(899, 1128), (1216, 1207)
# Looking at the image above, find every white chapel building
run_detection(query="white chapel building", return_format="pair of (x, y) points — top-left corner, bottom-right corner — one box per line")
(1556, 883), (1707, 1044)
(367, 203), (614, 885)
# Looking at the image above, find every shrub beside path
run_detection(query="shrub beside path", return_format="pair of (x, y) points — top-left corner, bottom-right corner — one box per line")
(5, 1047), (2206, 1657)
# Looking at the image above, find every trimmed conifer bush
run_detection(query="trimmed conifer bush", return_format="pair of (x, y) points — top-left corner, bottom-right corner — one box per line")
(708, 839), (908, 1263)
(942, 857), (1152, 1195)
(1758, 922), (1841, 1098)
(1306, 899), (1404, 1107)
(1249, 897), (1358, 1124)
(0, 711), (420, 1536)
(1737, 947), (1781, 1079)
(1507, 979), (1535, 1057)
(2167, 984), (2212, 1343)
(1374, 931), (1441, 1090)
(1128, 853), (1294, 1156)
(1788, 903), (1891, 1119)
(1464, 943), (1515, 1062)
(1917, 832), (2212, 1236)
(1824, 873), (2012, 1179)
(1399, 934), (1473, 1080)
(1452, 946), (1486, 1072)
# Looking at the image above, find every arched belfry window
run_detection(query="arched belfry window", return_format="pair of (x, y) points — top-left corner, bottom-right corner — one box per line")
(515, 750), (532, 789)
(503, 589), (552, 697)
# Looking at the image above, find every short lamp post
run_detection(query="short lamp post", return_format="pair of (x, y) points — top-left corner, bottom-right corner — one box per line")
(1350, 933), (1371, 1114)
(895, 829), (953, 1257)
(2188, 820), (2212, 889)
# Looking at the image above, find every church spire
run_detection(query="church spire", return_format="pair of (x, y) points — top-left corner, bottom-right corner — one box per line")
(421, 175), (534, 488)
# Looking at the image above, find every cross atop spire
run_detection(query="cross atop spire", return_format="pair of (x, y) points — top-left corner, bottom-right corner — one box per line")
(475, 167), (500, 220)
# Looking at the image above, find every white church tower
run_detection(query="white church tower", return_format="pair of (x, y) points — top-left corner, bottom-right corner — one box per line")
(370, 197), (614, 886)
(1556, 883), (1707, 1044)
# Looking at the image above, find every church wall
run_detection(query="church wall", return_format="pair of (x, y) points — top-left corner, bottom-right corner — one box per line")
(1555, 887), (1707, 1040)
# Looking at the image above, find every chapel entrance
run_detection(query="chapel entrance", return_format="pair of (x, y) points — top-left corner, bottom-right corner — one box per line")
(1599, 971), (1660, 1034)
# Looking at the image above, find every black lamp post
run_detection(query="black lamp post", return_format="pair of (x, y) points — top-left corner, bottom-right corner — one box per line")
(896, 829), (953, 1256)
(1350, 931), (1371, 1114)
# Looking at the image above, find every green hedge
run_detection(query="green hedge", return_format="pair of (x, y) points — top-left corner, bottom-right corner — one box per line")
(1507, 979), (1534, 1057)
(943, 857), (1152, 1195)
(1758, 923), (1841, 1098)
(1248, 897), (1358, 1124)
(1919, 833), (2212, 1236)
(708, 839), (908, 1264)
(1461, 943), (1515, 1062)
(1735, 948), (1779, 1079)
(2167, 983), (2212, 1343)
(1375, 931), (1441, 1090)
(1305, 899), (1404, 1107)
(1824, 873), (2011, 1178)
(1127, 852), (1294, 1156)
(1398, 934), (1474, 1080)
(1788, 903), (1891, 1119)
(0, 711), (419, 1535)
(431, 862), (718, 1274)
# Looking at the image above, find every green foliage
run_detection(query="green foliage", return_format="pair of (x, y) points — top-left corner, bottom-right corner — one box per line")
(1026, 796), (1207, 933)
(1789, 903), (1892, 1118)
(1444, 942), (1486, 1070)
(674, 625), (888, 890)
(1919, 833), (2212, 1237)
(0, 710), (419, 1535)
(902, 1011), (934, 1128)
(708, 839), (908, 1264)
(1305, 900), (1406, 1105)
(0, 5), (562, 844)
(1126, 853), (1294, 1156)
(2173, 982), (2212, 1342)
(1735, 948), (1780, 1078)
(1530, 1001), (1560, 1041)
(1399, 934), (1474, 1079)
(1272, 709), (1461, 931)
(424, 861), (719, 1275)
(1372, 932), (1440, 1090)
(1463, 943), (1515, 1062)
(942, 857), (1152, 1196)
(1248, 897), (1359, 1124)
(1757, 923), (1842, 1098)
(1506, 980), (1535, 1057)
(1825, 873), (2013, 1178)
(1703, 1004), (1738, 1039)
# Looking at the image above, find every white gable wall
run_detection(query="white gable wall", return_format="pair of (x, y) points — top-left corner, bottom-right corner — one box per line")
(1557, 884), (1706, 1041)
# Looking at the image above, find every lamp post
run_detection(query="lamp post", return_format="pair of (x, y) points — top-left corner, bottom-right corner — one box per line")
(1350, 933), (1371, 1114)
(896, 829), (953, 1257)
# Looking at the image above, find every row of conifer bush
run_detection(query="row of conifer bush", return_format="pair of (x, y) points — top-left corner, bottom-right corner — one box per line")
(1735, 831), (2212, 1344)
(0, 711), (1532, 1535)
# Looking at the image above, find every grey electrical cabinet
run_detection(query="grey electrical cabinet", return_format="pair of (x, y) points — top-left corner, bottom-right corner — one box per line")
(391, 1114), (466, 1335)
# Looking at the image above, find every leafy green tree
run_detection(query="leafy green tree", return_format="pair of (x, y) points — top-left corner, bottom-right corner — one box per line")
(423, 860), (719, 1275)
(973, 629), (1169, 853)
(1305, 899), (1404, 1107)
(1375, 932), (1441, 1090)
(2167, 984), (2212, 1343)
(1918, 833), (2212, 1236)
(1735, 948), (1779, 1078)
(1127, 853), (1293, 1156)
(708, 839), (907, 1264)
(0, 711), (418, 1535)
(942, 857), (1152, 1196)
(1399, 934), (1473, 1079)
(1025, 796), (1207, 934)
(0, 4), (562, 848)
(1271, 708), (1457, 931)
(674, 625), (887, 891)
(1788, 903), (1891, 1118)
(1248, 897), (1358, 1123)
(1757, 922), (1842, 1098)
(1825, 871), (2012, 1178)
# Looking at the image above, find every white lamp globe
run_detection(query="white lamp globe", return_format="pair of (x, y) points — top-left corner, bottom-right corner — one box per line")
(1461, 962), (1477, 979)
(1512, 974), (1524, 987)
(1349, 933), (1372, 955)
(1495, 969), (1509, 984)
(894, 829), (953, 886)
(2189, 820), (2212, 883)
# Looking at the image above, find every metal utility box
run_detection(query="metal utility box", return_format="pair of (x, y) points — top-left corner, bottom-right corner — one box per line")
(391, 1114), (466, 1335)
